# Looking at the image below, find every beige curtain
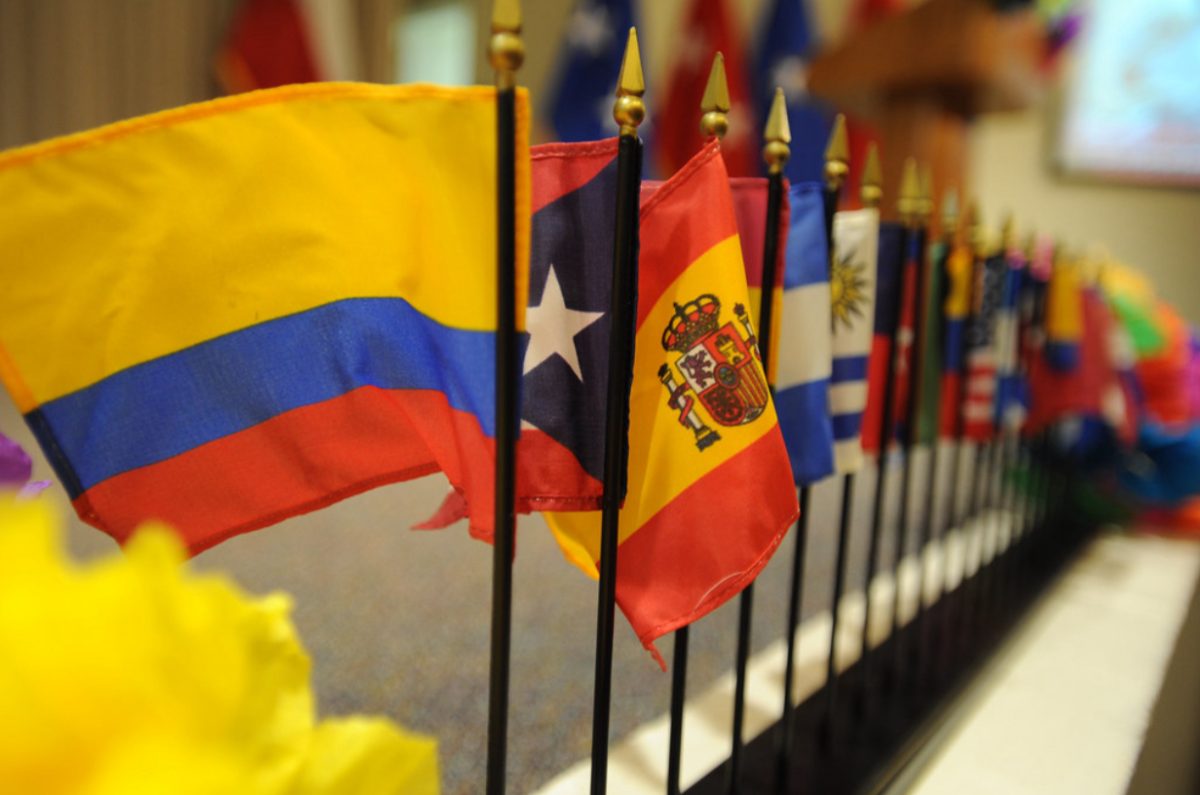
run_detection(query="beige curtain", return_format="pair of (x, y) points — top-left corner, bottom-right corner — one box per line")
(0, 0), (397, 149)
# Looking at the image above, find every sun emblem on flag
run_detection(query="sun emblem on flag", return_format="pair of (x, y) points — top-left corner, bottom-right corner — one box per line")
(657, 294), (771, 451)
(830, 252), (869, 331)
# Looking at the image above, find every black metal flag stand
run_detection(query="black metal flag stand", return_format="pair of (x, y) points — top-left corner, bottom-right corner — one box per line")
(887, 163), (933, 682)
(914, 189), (958, 686)
(591, 28), (644, 795)
(667, 52), (733, 795)
(822, 121), (863, 740)
(486, 3), (523, 792)
(858, 159), (920, 714)
(727, 70), (787, 795)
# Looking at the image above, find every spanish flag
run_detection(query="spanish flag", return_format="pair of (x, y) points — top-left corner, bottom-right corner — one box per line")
(0, 83), (531, 553)
(546, 142), (799, 660)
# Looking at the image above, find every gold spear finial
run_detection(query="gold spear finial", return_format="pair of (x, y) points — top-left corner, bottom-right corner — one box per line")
(489, 0), (523, 90)
(700, 52), (731, 139)
(898, 157), (921, 225)
(763, 87), (791, 176)
(941, 186), (959, 236)
(614, 28), (645, 138)
(860, 141), (882, 209)
(968, 201), (988, 256)
(1001, 214), (1016, 251)
(825, 114), (849, 192)
(918, 162), (934, 221)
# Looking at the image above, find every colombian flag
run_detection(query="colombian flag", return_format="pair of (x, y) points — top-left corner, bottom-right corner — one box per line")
(1044, 258), (1083, 372)
(547, 142), (799, 659)
(937, 241), (974, 437)
(0, 83), (531, 553)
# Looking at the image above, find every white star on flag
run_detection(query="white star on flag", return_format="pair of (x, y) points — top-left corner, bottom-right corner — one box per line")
(567, 4), (612, 56)
(523, 265), (604, 380)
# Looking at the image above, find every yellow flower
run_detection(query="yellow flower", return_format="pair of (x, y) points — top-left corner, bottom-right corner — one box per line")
(0, 499), (438, 795)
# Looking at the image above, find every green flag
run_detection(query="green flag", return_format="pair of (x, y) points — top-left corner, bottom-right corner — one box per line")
(916, 239), (949, 444)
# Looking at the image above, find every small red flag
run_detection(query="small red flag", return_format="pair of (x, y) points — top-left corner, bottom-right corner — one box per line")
(216, 0), (322, 94)
(656, 0), (759, 177)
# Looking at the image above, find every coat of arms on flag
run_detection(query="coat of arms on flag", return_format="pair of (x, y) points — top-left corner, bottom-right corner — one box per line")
(658, 294), (770, 449)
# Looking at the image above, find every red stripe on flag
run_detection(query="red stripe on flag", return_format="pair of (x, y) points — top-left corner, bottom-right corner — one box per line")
(531, 139), (618, 214)
(76, 387), (601, 554)
(613, 427), (798, 654)
(637, 142), (739, 327)
(860, 335), (892, 453)
(729, 177), (788, 289)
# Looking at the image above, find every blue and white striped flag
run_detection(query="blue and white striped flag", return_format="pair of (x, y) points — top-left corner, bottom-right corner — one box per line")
(776, 182), (834, 484)
(829, 207), (879, 473)
(993, 249), (1027, 431)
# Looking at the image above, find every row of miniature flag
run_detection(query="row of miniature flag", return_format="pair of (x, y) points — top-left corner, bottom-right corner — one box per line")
(0, 82), (1187, 664)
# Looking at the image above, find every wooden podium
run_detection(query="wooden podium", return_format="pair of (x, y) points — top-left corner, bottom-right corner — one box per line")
(808, 0), (1049, 228)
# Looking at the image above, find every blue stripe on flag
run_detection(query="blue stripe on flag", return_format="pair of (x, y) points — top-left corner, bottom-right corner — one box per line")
(943, 319), (966, 375)
(776, 378), (835, 484)
(831, 411), (864, 442)
(831, 354), (869, 384)
(784, 182), (829, 289)
(38, 297), (499, 492)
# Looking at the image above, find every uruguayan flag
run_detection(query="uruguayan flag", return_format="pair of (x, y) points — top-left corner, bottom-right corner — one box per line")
(829, 207), (879, 473)
(776, 182), (834, 484)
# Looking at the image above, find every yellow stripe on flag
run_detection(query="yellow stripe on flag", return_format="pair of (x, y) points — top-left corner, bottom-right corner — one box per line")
(548, 234), (779, 562)
(745, 284), (784, 386)
(0, 82), (530, 407)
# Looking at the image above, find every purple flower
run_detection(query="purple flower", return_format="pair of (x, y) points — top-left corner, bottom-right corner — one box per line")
(1, 431), (49, 497)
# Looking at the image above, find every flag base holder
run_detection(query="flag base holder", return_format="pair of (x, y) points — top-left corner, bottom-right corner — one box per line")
(684, 506), (1093, 795)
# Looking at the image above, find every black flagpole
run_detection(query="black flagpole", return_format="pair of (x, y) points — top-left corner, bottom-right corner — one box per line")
(951, 211), (989, 659)
(667, 52), (733, 795)
(888, 162), (933, 677)
(915, 189), (957, 687)
(936, 203), (982, 671)
(486, 3), (522, 792)
(727, 69), (786, 795)
(822, 122), (863, 742)
(859, 159), (920, 708)
(749, 88), (800, 795)
(591, 28), (644, 795)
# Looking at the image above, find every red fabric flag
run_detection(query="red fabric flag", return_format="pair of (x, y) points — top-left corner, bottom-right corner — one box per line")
(216, 0), (322, 94)
(1135, 302), (1193, 429)
(656, 0), (759, 178)
(1027, 290), (1136, 442)
(842, 0), (904, 209)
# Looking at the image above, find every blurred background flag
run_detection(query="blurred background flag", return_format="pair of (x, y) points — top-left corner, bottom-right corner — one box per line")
(889, 226), (923, 444)
(1028, 287), (1137, 443)
(752, 0), (831, 183)
(938, 241), (974, 437)
(992, 244), (1028, 431)
(0, 84), (531, 553)
(860, 221), (906, 454)
(915, 233), (949, 445)
(546, 0), (638, 143)
(829, 207), (880, 473)
(962, 254), (1006, 441)
(657, 0), (758, 177)
(1043, 257), (1084, 372)
(216, 0), (358, 93)
(546, 142), (799, 661)
(842, 0), (902, 207)
(776, 181), (836, 484)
